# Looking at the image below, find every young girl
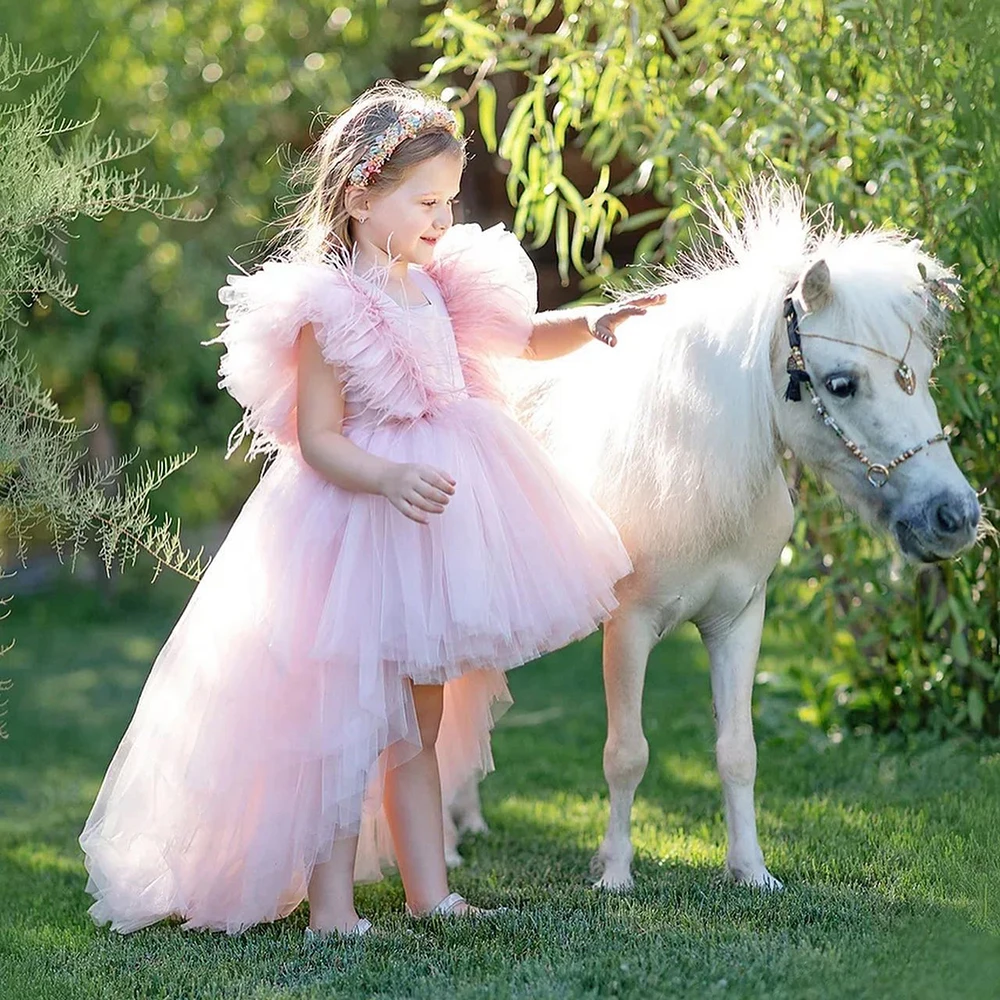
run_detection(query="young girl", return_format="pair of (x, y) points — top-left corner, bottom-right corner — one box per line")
(79, 82), (657, 939)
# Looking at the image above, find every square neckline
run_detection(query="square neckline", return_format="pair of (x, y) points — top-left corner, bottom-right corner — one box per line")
(356, 263), (437, 312)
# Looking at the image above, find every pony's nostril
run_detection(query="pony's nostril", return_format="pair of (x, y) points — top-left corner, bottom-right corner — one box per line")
(936, 501), (961, 533)
(935, 498), (976, 536)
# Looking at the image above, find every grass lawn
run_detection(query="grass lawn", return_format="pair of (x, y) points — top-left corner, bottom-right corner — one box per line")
(1, 573), (998, 999)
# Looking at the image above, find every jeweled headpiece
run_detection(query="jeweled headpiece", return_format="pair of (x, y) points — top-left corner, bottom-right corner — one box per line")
(349, 106), (459, 187)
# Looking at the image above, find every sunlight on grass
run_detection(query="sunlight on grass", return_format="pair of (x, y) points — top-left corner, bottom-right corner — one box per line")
(27, 665), (142, 718)
(483, 767), (1000, 937)
(632, 822), (724, 870)
(495, 793), (606, 845)
(2, 760), (102, 802)
(655, 750), (718, 791)
(492, 792), (726, 870)
(5, 841), (80, 874)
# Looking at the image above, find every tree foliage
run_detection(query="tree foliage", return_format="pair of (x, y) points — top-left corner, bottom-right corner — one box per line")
(421, 0), (999, 736)
(0, 37), (209, 735)
(0, 39), (198, 318)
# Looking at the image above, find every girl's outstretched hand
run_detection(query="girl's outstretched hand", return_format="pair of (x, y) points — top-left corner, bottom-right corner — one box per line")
(589, 292), (668, 347)
(380, 462), (456, 524)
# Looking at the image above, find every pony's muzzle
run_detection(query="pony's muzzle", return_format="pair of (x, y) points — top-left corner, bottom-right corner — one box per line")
(894, 490), (981, 561)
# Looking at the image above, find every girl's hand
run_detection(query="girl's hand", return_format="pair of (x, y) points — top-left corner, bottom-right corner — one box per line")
(589, 292), (668, 347)
(379, 462), (456, 524)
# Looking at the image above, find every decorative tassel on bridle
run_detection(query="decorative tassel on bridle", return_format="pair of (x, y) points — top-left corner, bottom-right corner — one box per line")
(782, 297), (811, 402)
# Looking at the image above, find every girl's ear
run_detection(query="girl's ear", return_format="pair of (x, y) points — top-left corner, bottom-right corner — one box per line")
(343, 185), (371, 221)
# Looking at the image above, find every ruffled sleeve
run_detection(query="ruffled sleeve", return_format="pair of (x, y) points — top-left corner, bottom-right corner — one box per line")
(426, 223), (537, 359)
(213, 260), (428, 458)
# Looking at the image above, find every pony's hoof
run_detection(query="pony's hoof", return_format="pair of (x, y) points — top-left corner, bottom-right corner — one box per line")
(731, 867), (783, 891)
(590, 852), (634, 891)
(593, 869), (635, 892)
(457, 814), (490, 836)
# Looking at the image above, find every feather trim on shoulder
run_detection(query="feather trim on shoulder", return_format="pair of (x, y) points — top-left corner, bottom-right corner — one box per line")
(211, 250), (429, 459)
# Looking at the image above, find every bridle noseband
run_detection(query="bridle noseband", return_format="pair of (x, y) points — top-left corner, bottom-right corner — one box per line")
(782, 295), (949, 489)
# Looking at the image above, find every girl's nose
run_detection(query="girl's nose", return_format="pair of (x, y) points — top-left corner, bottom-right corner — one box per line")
(434, 204), (452, 230)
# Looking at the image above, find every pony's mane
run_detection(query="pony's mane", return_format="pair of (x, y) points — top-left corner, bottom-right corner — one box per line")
(655, 178), (954, 352)
(591, 178), (956, 556)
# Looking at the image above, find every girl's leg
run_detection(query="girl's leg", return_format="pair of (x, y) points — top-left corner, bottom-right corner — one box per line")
(383, 682), (471, 914)
(306, 834), (362, 932)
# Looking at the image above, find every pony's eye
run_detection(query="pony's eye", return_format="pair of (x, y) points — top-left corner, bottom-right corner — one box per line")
(824, 374), (856, 398)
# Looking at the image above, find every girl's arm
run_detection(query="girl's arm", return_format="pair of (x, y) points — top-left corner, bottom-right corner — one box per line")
(296, 323), (455, 523)
(524, 293), (667, 360)
(524, 306), (598, 360)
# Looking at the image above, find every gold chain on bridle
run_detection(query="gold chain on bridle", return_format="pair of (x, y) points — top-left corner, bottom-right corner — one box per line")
(782, 296), (950, 489)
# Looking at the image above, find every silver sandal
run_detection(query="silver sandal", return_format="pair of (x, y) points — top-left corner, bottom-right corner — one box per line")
(303, 917), (373, 944)
(405, 891), (506, 919)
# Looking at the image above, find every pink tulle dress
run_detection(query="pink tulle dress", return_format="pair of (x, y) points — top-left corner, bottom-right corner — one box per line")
(78, 224), (632, 934)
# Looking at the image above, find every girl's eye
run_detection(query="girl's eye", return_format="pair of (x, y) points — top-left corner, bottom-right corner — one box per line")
(824, 374), (857, 398)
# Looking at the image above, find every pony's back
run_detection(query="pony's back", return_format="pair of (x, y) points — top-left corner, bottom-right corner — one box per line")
(507, 260), (787, 557)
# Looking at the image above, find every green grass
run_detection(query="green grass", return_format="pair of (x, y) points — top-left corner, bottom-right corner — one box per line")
(1, 575), (998, 999)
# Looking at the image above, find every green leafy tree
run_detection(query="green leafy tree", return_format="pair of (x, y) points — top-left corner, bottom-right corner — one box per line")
(0, 38), (204, 737)
(421, 0), (999, 735)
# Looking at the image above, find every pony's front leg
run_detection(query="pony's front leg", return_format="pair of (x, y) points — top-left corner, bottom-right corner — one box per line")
(699, 587), (782, 889)
(593, 610), (657, 891)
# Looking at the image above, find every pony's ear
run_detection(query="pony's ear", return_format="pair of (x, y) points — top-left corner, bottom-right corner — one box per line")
(797, 259), (832, 314)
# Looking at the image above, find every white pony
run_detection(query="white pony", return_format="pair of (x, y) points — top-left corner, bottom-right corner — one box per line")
(450, 180), (981, 886)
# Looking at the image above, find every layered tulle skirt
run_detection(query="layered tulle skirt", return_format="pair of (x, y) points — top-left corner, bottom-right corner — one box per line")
(79, 397), (631, 933)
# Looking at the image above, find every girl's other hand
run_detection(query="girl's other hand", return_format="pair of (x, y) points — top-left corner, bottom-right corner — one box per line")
(589, 292), (668, 347)
(379, 462), (456, 524)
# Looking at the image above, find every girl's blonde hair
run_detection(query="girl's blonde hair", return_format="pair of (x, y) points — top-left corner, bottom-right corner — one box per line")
(281, 82), (465, 261)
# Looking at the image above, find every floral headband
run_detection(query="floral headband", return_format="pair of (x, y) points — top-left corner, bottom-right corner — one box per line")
(349, 106), (459, 187)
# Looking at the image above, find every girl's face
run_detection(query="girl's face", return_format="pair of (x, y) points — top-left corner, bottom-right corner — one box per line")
(355, 151), (463, 269)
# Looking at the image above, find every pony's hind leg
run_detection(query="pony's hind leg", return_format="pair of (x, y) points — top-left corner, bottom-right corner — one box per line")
(442, 804), (463, 868)
(451, 774), (489, 836)
(593, 610), (657, 891)
(443, 774), (489, 868)
(699, 588), (782, 889)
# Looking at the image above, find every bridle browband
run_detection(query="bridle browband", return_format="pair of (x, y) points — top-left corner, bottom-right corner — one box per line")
(782, 294), (949, 489)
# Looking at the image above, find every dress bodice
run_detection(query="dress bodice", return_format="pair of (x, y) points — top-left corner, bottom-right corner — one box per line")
(407, 268), (467, 397)
(215, 223), (537, 458)
(342, 268), (468, 422)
